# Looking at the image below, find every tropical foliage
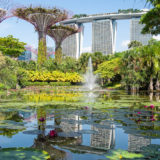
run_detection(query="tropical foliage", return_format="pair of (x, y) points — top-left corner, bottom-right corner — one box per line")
(0, 35), (26, 57)
(141, 0), (160, 35)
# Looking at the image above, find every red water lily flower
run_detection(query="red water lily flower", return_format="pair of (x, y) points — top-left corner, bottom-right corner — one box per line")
(49, 130), (57, 138)
(150, 104), (154, 109)
(151, 118), (155, 121)
(137, 112), (142, 114)
(39, 117), (45, 122)
(144, 105), (148, 108)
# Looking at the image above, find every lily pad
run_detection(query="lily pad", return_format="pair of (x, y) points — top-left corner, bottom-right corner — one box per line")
(23, 130), (45, 135)
(106, 149), (144, 160)
(0, 147), (50, 160)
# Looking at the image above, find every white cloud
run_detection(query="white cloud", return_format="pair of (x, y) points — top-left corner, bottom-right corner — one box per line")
(153, 35), (160, 41)
(121, 40), (130, 47)
(82, 46), (91, 53)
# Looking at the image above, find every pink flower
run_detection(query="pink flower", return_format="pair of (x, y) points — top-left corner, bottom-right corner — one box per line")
(151, 115), (154, 119)
(49, 130), (57, 138)
(137, 112), (142, 114)
(39, 117), (45, 122)
(150, 104), (155, 109)
(144, 105), (148, 108)
(151, 118), (155, 121)
(84, 106), (89, 110)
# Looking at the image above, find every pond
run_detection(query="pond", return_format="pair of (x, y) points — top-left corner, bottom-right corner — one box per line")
(0, 87), (159, 160)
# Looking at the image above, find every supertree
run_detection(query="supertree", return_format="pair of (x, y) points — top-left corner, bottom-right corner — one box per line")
(47, 25), (79, 63)
(0, 0), (15, 23)
(0, 8), (6, 22)
(13, 6), (69, 65)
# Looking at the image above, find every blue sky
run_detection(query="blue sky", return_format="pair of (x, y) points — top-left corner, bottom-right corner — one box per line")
(0, 0), (152, 52)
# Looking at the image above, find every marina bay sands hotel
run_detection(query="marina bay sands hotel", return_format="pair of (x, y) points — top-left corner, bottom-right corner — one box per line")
(61, 11), (152, 58)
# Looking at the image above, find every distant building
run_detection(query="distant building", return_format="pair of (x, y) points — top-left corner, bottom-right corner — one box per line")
(130, 18), (152, 45)
(18, 45), (37, 61)
(18, 50), (32, 61)
(62, 24), (84, 59)
(92, 19), (117, 55)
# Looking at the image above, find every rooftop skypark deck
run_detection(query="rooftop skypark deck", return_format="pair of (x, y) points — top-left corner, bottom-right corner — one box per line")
(61, 12), (147, 24)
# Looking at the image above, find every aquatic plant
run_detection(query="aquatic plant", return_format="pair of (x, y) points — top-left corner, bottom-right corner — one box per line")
(106, 149), (144, 160)
(49, 130), (57, 138)
(0, 147), (50, 159)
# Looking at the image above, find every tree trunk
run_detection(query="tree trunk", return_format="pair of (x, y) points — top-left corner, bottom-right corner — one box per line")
(149, 76), (154, 91)
(38, 31), (47, 66)
(55, 43), (62, 64)
(155, 78), (160, 91)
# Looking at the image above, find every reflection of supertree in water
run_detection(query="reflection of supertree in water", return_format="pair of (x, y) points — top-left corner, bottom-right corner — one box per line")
(37, 107), (46, 138)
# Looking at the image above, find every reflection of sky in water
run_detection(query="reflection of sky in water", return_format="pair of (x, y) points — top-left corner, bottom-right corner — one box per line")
(82, 124), (91, 146)
(115, 128), (128, 150)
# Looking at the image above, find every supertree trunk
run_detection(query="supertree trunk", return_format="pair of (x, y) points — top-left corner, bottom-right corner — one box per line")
(47, 25), (79, 63)
(28, 13), (56, 65)
(55, 42), (62, 64)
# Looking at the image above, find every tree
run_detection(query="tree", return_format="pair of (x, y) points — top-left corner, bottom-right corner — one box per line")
(140, 0), (160, 34)
(0, 35), (26, 57)
(95, 58), (121, 85)
(128, 40), (142, 49)
(47, 25), (79, 63)
(13, 7), (69, 65)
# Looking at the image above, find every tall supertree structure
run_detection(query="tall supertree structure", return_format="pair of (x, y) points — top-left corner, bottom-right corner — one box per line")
(47, 25), (78, 63)
(13, 7), (69, 65)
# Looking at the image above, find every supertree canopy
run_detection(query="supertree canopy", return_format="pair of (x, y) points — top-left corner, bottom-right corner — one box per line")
(47, 25), (79, 63)
(0, 8), (6, 22)
(13, 7), (69, 65)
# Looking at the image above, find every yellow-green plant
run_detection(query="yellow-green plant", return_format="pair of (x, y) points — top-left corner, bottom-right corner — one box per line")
(38, 38), (47, 66)
(26, 70), (83, 83)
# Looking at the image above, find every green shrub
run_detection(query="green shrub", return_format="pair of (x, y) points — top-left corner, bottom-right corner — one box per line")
(0, 68), (17, 89)
(49, 82), (71, 86)
(23, 81), (71, 87)
(0, 83), (9, 90)
(23, 81), (49, 86)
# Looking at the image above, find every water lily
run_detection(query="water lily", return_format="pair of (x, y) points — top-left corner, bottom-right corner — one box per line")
(150, 104), (154, 109)
(84, 106), (89, 110)
(137, 112), (142, 114)
(151, 118), (155, 121)
(39, 117), (45, 122)
(49, 130), (57, 138)
(144, 105), (148, 108)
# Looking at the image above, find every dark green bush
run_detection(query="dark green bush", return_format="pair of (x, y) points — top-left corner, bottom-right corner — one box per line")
(23, 81), (71, 87)
(49, 82), (71, 86)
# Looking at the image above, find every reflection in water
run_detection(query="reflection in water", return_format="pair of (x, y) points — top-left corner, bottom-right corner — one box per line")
(155, 92), (160, 102)
(149, 92), (153, 101)
(128, 135), (151, 152)
(91, 123), (115, 150)
(84, 92), (98, 103)
(0, 88), (160, 159)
